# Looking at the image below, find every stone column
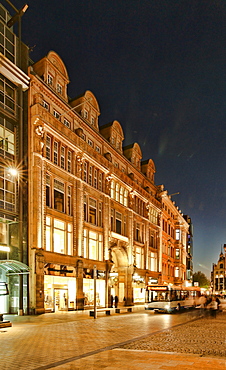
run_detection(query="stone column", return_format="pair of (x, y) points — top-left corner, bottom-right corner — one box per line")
(76, 260), (84, 310)
(35, 251), (45, 314)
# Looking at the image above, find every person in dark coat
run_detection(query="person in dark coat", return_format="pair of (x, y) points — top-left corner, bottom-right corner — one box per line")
(115, 295), (119, 308)
(110, 295), (113, 308)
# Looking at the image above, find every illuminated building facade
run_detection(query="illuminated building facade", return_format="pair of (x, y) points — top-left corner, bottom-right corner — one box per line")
(183, 215), (193, 285)
(28, 51), (190, 314)
(211, 244), (226, 295)
(0, 3), (29, 315)
(158, 188), (189, 286)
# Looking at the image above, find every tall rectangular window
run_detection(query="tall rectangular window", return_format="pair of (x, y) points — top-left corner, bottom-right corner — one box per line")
(0, 117), (15, 158)
(46, 136), (51, 160)
(48, 74), (53, 85)
(94, 169), (97, 189)
(46, 174), (51, 207)
(67, 223), (73, 255)
(67, 186), (72, 215)
(83, 162), (87, 182)
(54, 141), (58, 165)
(46, 216), (51, 251)
(53, 219), (65, 254)
(54, 179), (64, 212)
(88, 165), (92, 186)
(60, 146), (65, 169)
(175, 229), (180, 241)
(116, 212), (122, 234)
(0, 74), (15, 114)
(67, 151), (72, 173)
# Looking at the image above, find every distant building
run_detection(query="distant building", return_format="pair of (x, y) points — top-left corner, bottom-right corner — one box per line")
(27, 51), (190, 314)
(183, 215), (193, 285)
(211, 245), (226, 295)
(158, 188), (189, 286)
(0, 3), (30, 315)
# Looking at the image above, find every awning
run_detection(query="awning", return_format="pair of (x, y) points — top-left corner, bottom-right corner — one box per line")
(0, 260), (31, 275)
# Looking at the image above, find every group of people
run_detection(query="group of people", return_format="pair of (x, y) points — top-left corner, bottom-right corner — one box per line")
(110, 295), (119, 308)
(197, 294), (221, 318)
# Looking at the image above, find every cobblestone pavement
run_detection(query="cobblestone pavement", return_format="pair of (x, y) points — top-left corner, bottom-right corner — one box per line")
(121, 311), (226, 358)
(0, 308), (225, 369)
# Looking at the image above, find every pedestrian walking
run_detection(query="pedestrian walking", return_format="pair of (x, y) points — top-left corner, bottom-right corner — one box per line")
(115, 295), (119, 308)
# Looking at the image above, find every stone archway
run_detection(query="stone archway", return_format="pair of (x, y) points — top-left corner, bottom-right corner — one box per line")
(109, 243), (133, 306)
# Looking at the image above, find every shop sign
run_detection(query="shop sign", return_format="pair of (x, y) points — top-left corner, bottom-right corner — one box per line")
(149, 278), (158, 284)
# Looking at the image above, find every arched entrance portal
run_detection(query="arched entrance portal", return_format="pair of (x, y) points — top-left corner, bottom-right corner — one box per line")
(109, 245), (133, 306)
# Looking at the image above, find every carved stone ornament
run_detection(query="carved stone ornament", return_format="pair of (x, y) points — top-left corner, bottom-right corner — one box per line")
(35, 125), (44, 137)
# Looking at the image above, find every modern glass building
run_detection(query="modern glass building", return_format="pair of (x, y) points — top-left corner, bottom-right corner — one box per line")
(0, 2), (29, 315)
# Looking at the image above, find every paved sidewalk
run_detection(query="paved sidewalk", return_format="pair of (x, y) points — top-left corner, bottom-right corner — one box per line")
(0, 309), (225, 369)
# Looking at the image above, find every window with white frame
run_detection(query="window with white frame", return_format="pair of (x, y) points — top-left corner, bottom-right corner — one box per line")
(91, 116), (95, 126)
(53, 141), (58, 165)
(48, 74), (53, 86)
(84, 196), (102, 227)
(94, 169), (97, 189)
(57, 83), (62, 94)
(46, 135), (51, 160)
(42, 100), (49, 111)
(88, 165), (93, 186)
(175, 229), (180, 241)
(46, 174), (51, 207)
(60, 146), (65, 169)
(111, 209), (126, 236)
(67, 186), (72, 216)
(83, 110), (88, 119)
(110, 180), (128, 206)
(149, 251), (158, 271)
(53, 110), (60, 120)
(83, 229), (103, 261)
(0, 23), (15, 62)
(0, 117), (15, 157)
(95, 145), (100, 153)
(98, 173), (102, 191)
(0, 165), (16, 212)
(45, 216), (73, 255)
(175, 248), (180, 260)
(0, 74), (16, 114)
(135, 247), (144, 269)
(54, 179), (64, 212)
(67, 151), (72, 173)
(83, 162), (87, 182)
(63, 118), (70, 128)
(149, 207), (158, 225)
(88, 139), (93, 147)
(175, 267), (179, 278)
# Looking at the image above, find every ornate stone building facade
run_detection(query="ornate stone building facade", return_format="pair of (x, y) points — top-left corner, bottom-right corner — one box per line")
(211, 245), (226, 295)
(28, 51), (189, 314)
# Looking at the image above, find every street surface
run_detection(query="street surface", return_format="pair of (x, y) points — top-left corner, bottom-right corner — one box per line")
(0, 307), (225, 369)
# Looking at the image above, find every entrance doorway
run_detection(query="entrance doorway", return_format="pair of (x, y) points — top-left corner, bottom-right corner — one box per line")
(54, 289), (68, 311)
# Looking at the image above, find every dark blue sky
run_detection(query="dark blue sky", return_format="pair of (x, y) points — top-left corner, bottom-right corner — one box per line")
(5, 0), (226, 276)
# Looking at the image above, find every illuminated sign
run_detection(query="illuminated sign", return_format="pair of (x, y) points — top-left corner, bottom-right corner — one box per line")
(0, 245), (10, 252)
(147, 285), (168, 291)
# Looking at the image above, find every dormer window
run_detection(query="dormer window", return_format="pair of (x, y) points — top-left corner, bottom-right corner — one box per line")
(91, 116), (95, 126)
(63, 118), (70, 128)
(53, 110), (60, 120)
(48, 74), (53, 86)
(83, 110), (88, 119)
(57, 83), (62, 94)
(42, 100), (49, 111)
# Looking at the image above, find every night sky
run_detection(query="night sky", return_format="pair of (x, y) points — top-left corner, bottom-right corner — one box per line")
(4, 0), (226, 277)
